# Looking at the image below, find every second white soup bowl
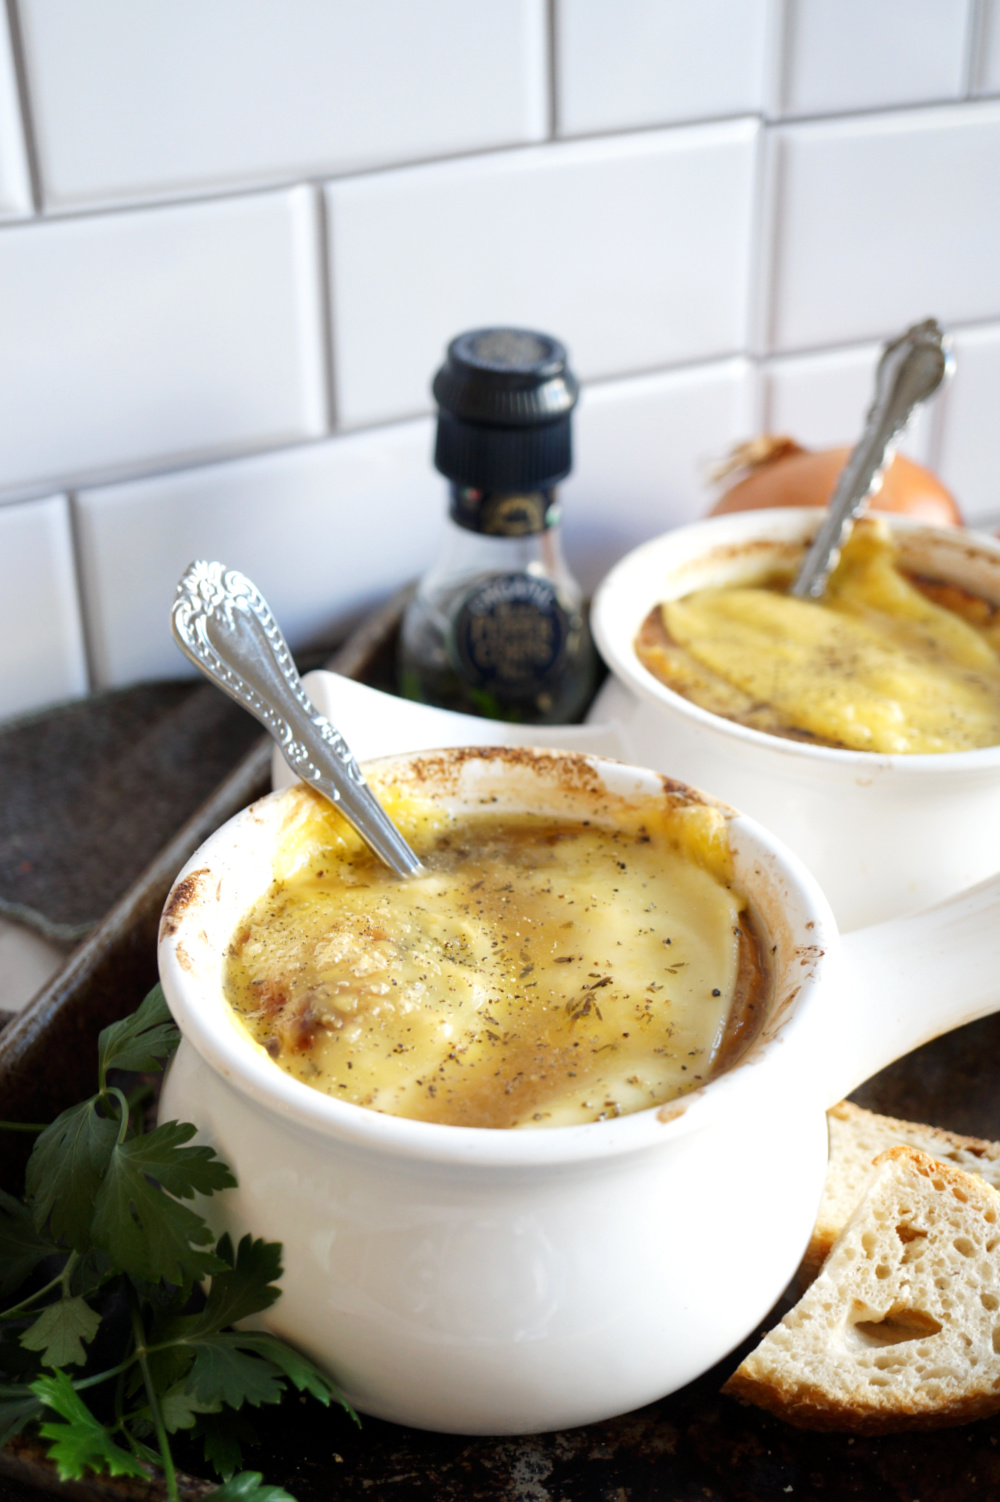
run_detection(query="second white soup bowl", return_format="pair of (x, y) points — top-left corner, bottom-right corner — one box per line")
(590, 508), (1000, 930)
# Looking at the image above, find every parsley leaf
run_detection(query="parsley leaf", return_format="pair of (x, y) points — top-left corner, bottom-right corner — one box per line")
(184, 1335), (286, 1410)
(194, 1409), (258, 1480)
(98, 983), (180, 1082)
(208, 1470), (297, 1501)
(90, 1123), (234, 1285)
(93, 1120), (235, 1284)
(158, 1380), (222, 1433)
(186, 1234), (283, 1335)
(25, 1099), (117, 1248)
(231, 1334), (351, 1413)
(72, 1246), (115, 1297)
(121, 1119), (236, 1201)
(32, 1371), (148, 1481)
(20, 1297), (101, 1369)
(0, 1187), (59, 1295)
(2, 986), (350, 1500)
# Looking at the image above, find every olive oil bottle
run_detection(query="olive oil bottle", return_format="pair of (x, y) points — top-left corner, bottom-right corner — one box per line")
(398, 328), (596, 723)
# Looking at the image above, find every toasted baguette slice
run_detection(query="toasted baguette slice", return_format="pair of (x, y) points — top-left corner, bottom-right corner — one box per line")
(800, 1102), (1000, 1285)
(725, 1147), (1000, 1433)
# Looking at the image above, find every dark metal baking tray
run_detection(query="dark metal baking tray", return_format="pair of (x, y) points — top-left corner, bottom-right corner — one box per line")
(2, 593), (999, 1502)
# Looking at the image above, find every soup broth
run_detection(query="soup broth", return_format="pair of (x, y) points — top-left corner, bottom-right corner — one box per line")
(635, 520), (1000, 754)
(224, 785), (768, 1129)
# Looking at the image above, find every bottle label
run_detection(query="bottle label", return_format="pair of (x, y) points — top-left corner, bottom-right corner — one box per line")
(451, 574), (571, 695)
(450, 488), (558, 537)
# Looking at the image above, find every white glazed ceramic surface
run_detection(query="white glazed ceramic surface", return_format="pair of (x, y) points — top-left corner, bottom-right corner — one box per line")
(590, 508), (1000, 931)
(158, 746), (1000, 1435)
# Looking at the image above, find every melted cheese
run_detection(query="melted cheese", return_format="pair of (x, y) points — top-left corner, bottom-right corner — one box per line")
(637, 521), (1000, 754)
(224, 789), (752, 1128)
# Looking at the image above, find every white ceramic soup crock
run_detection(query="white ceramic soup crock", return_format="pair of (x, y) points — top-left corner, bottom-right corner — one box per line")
(590, 509), (1000, 931)
(157, 746), (1000, 1436)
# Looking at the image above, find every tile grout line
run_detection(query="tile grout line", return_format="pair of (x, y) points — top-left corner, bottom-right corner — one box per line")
(0, 352), (760, 511)
(769, 90), (1000, 127)
(4, 0), (42, 214)
(761, 0), (791, 121)
(3, 317), (1000, 513)
(745, 114), (779, 361)
(545, 0), (558, 140)
(0, 115), (760, 236)
(1, 90), (998, 238)
(314, 188), (338, 433)
(64, 490), (101, 695)
(964, 0), (986, 97)
(743, 357), (766, 438)
(762, 315), (1000, 364)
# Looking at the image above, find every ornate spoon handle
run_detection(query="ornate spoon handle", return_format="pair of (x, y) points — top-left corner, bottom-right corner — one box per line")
(171, 561), (423, 877)
(791, 319), (953, 600)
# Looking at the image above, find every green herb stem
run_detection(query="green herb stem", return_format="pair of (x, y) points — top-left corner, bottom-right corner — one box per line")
(143, 1336), (196, 1358)
(128, 1285), (179, 1502)
(59, 1250), (79, 1297)
(0, 1353), (143, 1404)
(0, 1121), (48, 1133)
(0, 1262), (72, 1322)
(72, 1357), (138, 1394)
(112, 1369), (154, 1463)
(106, 1086), (133, 1145)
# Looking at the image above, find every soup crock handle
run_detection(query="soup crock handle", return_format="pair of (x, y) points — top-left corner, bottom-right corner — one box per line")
(820, 870), (1000, 1108)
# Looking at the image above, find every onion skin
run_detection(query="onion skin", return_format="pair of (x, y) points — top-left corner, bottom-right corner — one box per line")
(710, 444), (963, 528)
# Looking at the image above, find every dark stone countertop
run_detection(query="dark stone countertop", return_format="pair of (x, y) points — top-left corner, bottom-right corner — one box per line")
(2, 635), (1000, 1502)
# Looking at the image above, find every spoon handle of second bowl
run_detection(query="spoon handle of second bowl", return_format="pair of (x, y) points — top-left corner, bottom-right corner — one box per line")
(171, 561), (423, 877)
(791, 319), (952, 600)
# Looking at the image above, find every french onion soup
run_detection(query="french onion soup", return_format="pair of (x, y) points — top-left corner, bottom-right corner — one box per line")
(635, 519), (1000, 755)
(223, 779), (768, 1129)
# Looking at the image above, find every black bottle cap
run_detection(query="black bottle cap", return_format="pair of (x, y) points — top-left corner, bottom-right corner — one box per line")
(433, 328), (579, 491)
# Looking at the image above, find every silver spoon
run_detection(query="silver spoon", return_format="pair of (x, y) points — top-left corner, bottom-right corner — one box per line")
(171, 560), (423, 877)
(791, 318), (953, 600)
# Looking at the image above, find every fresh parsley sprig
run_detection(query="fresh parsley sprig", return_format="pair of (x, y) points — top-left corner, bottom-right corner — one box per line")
(0, 984), (355, 1501)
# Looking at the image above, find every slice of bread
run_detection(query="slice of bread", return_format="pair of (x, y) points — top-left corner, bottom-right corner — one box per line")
(800, 1101), (1000, 1285)
(724, 1146), (1000, 1432)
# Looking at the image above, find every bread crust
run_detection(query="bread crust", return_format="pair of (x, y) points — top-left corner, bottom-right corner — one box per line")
(800, 1102), (1000, 1286)
(723, 1370), (1000, 1435)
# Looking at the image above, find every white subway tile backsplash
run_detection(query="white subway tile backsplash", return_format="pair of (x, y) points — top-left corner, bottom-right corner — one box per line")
(975, 0), (1000, 93)
(765, 103), (1000, 353)
(0, 11), (32, 218)
(18, 0), (548, 211)
(554, 0), (770, 136)
(777, 0), (971, 118)
(762, 343), (934, 461)
(562, 361), (757, 591)
(2, 4), (1000, 727)
(327, 123), (759, 429)
(0, 496), (87, 722)
(0, 187), (327, 497)
(75, 420), (440, 689)
(934, 322), (1000, 522)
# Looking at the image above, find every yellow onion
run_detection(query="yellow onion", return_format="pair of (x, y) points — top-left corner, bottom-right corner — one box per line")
(709, 437), (962, 528)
